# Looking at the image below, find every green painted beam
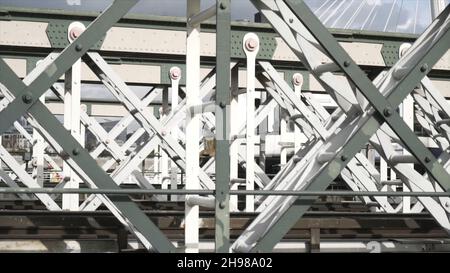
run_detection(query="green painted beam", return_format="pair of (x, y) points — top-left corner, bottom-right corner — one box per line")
(215, 0), (231, 253)
(251, 0), (450, 252)
(0, 0), (176, 253)
(0, 0), (139, 135)
(0, 5), (441, 68)
(0, 62), (176, 252)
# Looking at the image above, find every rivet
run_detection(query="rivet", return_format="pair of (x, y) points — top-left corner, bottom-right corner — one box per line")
(220, 2), (227, 9)
(341, 155), (348, 162)
(383, 108), (392, 117)
(75, 44), (83, 52)
(292, 73), (303, 86)
(69, 26), (84, 41)
(219, 102), (226, 108)
(169, 67), (181, 80)
(72, 148), (80, 156)
(343, 61), (351, 67)
(420, 64), (428, 73)
(219, 201), (226, 209)
(245, 38), (259, 52)
(424, 156), (431, 163)
(22, 93), (33, 104)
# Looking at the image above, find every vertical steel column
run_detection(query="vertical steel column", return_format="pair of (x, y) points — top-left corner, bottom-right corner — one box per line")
(379, 156), (392, 212)
(160, 87), (169, 201)
(258, 92), (268, 175)
(31, 60), (45, 188)
(215, 0), (231, 253)
(402, 94), (414, 212)
(170, 66), (181, 202)
(153, 139), (160, 185)
(280, 110), (288, 166)
(32, 95), (45, 188)
(292, 73), (304, 153)
(62, 58), (81, 211)
(62, 23), (84, 210)
(243, 33), (259, 212)
(399, 43), (415, 213)
(230, 65), (240, 212)
(186, 0), (201, 253)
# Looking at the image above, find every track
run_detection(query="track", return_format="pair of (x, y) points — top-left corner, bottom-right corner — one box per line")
(0, 200), (448, 252)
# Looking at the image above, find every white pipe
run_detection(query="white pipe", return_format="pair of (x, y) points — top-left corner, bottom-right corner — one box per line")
(186, 195), (215, 208)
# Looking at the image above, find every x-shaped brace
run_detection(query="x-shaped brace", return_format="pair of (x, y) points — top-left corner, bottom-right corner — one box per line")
(232, 0), (450, 252)
(0, 0), (175, 252)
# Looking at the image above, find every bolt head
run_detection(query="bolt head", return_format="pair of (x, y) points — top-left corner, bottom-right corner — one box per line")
(383, 108), (393, 117)
(420, 64), (428, 73)
(340, 155), (348, 162)
(343, 61), (351, 67)
(22, 93), (33, 104)
(424, 156), (431, 163)
(219, 102), (226, 108)
(245, 38), (258, 51)
(161, 130), (167, 136)
(169, 67), (181, 80)
(220, 2), (228, 9)
(219, 201), (226, 209)
(292, 73), (303, 86)
(75, 44), (83, 52)
(72, 148), (80, 156)
(69, 27), (84, 41)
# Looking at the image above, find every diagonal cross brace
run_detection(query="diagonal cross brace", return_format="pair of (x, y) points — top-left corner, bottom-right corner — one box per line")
(283, 1), (450, 225)
(256, 63), (395, 211)
(284, 0), (450, 189)
(0, 68), (175, 252)
(0, 0), (138, 135)
(49, 84), (163, 201)
(232, 0), (450, 252)
(78, 57), (237, 211)
(0, 0), (175, 252)
(83, 52), (216, 189)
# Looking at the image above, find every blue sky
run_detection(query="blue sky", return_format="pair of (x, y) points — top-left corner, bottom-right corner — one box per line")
(0, 0), (448, 34)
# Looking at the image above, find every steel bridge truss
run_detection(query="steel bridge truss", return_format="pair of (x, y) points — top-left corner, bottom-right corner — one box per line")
(0, 0), (449, 253)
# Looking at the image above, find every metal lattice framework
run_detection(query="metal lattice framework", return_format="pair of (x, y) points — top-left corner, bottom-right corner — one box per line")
(0, 0), (449, 253)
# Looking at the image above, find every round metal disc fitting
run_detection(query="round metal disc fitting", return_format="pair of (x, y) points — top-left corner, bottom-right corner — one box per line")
(292, 73), (304, 86)
(169, 67), (182, 80)
(245, 38), (259, 52)
(69, 27), (84, 41)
